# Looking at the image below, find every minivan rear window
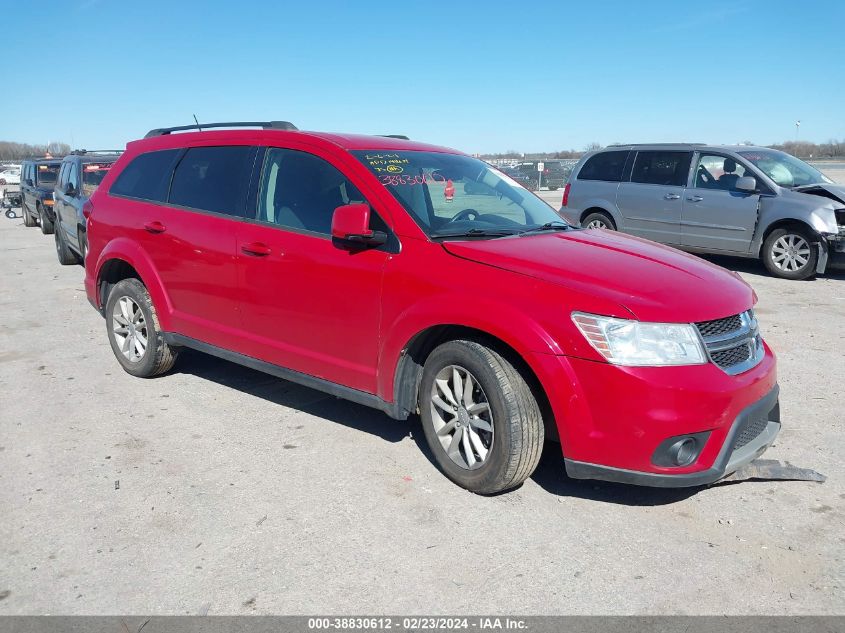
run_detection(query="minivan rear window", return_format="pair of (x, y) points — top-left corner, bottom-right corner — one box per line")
(110, 149), (180, 202)
(631, 151), (692, 187)
(577, 151), (629, 182)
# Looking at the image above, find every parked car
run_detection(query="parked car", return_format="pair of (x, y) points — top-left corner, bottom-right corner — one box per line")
(559, 144), (845, 280)
(0, 167), (21, 185)
(500, 162), (567, 191)
(85, 121), (780, 494)
(20, 158), (62, 232)
(53, 150), (122, 265)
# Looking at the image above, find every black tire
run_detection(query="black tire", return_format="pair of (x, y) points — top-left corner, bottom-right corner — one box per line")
(78, 230), (88, 266)
(23, 205), (37, 227)
(38, 204), (54, 234)
(581, 211), (615, 230)
(419, 340), (544, 494)
(105, 278), (178, 378)
(762, 226), (818, 280)
(54, 225), (80, 265)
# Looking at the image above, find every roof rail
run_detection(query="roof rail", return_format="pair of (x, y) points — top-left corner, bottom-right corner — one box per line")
(71, 149), (124, 155)
(379, 134), (410, 140)
(608, 142), (707, 147)
(144, 121), (298, 138)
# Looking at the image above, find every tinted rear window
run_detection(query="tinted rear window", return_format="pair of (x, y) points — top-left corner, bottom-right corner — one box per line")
(168, 146), (254, 215)
(110, 149), (180, 202)
(82, 162), (115, 197)
(577, 151), (629, 182)
(631, 151), (692, 187)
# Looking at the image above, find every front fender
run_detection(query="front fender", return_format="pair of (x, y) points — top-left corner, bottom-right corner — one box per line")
(93, 238), (174, 331)
(376, 291), (564, 403)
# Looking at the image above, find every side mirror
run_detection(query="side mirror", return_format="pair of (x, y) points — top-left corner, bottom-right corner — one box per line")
(65, 183), (76, 197)
(25, 178), (33, 187)
(735, 176), (757, 193)
(331, 203), (387, 247)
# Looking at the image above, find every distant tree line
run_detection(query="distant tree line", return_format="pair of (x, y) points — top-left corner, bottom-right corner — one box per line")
(482, 139), (845, 161)
(0, 141), (72, 160)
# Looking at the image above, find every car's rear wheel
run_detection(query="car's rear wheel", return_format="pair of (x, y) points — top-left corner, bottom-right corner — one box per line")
(581, 211), (615, 230)
(38, 204), (54, 234)
(762, 226), (818, 280)
(105, 278), (178, 377)
(54, 225), (80, 265)
(419, 340), (544, 494)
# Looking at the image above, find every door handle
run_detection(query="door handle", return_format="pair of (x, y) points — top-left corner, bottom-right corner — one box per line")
(144, 221), (166, 233)
(664, 193), (681, 200)
(241, 242), (271, 257)
(687, 196), (704, 202)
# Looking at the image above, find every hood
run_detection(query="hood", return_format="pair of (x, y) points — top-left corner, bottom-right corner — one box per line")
(442, 229), (755, 323)
(792, 183), (845, 205)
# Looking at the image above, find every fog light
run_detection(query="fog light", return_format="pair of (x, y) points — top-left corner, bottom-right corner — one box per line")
(651, 431), (710, 468)
(670, 438), (698, 466)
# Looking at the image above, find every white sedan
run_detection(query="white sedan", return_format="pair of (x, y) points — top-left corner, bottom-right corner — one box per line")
(0, 168), (21, 186)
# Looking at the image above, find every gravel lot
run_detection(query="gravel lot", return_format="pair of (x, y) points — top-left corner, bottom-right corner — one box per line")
(0, 214), (843, 615)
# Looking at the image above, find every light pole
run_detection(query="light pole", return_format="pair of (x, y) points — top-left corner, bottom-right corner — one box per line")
(795, 120), (800, 140)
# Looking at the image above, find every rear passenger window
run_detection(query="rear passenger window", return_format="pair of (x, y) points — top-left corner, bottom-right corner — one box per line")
(110, 149), (180, 202)
(169, 146), (255, 215)
(577, 151), (629, 182)
(631, 151), (692, 187)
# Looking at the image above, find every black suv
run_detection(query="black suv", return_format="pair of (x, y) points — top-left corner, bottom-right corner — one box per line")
(20, 158), (62, 232)
(53, 150), (122, 265)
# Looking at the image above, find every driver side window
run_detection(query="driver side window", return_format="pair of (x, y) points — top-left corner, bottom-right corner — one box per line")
(695, 154), (748, 191)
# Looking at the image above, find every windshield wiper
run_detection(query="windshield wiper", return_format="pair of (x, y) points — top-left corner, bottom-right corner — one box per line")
(430, 227), (518, 239)
(518, 221), (571, 236)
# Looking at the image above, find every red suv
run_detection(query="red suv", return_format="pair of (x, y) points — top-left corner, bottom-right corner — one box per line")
(84, 121), (781, 494)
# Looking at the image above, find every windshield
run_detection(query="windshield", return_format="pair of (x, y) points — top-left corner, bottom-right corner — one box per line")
(352, 150), (564, 237)
(738, 149), (832, 188)
(36, 164), (60, 186)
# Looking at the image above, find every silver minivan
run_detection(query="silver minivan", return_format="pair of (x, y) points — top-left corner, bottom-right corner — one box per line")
(559, 144), (845, 279)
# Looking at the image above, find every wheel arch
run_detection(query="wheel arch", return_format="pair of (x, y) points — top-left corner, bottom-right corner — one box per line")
(756, 218), (821, 257)
(94, 239), (173, 329)
(580, 206), (618, 228)
(387, 324), (559, 441)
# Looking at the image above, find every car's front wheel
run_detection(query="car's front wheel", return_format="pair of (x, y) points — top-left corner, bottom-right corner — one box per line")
(38, 204), (54, 234)
(55, 225), (80, 265)
(105, 278), (179, 377)
(23, 204), (37, 227)
(762, 226), (818, 280)
(419, 340), (544, 494)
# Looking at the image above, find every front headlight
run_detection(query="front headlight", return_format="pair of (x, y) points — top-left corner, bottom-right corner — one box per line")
(572, 312), (707, 366)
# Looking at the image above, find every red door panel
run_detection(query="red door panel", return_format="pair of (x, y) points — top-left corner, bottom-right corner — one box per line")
(235, 225), (387, 393)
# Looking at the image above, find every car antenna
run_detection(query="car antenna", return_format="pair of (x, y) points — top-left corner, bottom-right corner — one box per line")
(192, 114), (202, 132)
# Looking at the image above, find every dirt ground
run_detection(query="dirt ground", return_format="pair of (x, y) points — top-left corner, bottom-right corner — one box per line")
(0, 208), (843, 615)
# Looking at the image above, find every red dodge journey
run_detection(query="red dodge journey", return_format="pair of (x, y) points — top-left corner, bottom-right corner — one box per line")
(84, 121), (780, 494)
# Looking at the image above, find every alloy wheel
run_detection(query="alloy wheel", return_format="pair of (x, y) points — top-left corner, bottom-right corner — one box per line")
(111, 296), (148, 362)
(771, 234), (811, 272)
(429, 365), (494, 470)
(587, 219), (608, 229)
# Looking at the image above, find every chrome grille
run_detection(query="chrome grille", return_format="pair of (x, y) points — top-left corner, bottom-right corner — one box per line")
(696, 315), (742, 338)
(711, 344), (752, 368)
(694, 311), (763, 375)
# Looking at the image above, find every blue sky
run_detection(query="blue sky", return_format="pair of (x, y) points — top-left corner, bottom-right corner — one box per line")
(2, 0), (843, 153)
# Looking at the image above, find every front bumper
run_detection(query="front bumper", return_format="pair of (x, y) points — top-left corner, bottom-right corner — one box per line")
(564, 386), (781, 487)
(824, 234), (845, 270)
(528, 343), (779, 486)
